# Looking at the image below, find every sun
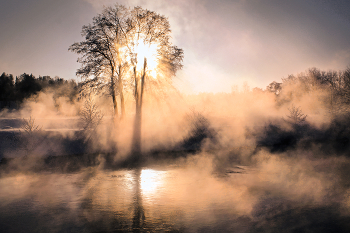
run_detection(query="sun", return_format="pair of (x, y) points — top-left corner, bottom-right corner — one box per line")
(135, 39), (158, 78)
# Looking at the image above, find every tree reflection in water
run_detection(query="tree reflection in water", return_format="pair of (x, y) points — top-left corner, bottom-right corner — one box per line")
(2, 163), (349, 232)
(132, 169), (145, 232)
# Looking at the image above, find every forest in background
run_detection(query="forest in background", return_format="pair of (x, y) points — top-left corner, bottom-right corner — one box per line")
(1, 66), (350, 167)
(0, 72), (78, 110)
(2, 66), (350, 112)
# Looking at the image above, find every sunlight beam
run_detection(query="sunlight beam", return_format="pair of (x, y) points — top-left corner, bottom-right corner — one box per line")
(135, 39), (158, 78)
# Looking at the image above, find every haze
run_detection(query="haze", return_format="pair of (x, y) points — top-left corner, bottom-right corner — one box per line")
(2, 1), (350, 232)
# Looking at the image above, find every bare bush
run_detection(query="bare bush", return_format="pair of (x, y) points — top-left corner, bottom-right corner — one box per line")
(287, 105), (307, 124)
(79, 96), (103, 131)
(20, 116), (43, 157)
(22, 116), (41, 133)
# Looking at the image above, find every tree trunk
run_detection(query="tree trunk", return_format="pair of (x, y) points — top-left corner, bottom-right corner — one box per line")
(120, 88), (125, 119)
(110, 71), (119, 119)
(118, 66), (125, 119)
(132, 100), (142, 162)
(131, 59), (147, 164)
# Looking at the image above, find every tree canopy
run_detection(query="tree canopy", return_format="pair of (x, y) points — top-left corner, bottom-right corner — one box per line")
(69, 5), (184, 119)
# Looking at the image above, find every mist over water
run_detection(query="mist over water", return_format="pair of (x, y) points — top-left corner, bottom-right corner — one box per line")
(2, 68), (350, 232)
(1, 155), (350, 232)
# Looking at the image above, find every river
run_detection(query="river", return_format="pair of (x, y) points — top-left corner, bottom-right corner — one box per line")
(0, 160), (349, 232)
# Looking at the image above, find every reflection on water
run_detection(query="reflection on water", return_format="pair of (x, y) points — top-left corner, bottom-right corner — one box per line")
(0, 166), (240, 232)
(1, 163), (350, 232)
(132, 169), (145, 232)
(140, 169), (165, 196)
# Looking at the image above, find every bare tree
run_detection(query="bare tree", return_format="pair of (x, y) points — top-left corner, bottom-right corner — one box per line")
(22, 116), (41, 133)
(69, 5), (130, 119)
(266, 81), (282, 95)
(79, 95), (103, 131)
(287, 105), (307, 124)
(20, 116), (42, 157)
(126, 7), (184, 158)
(70, 5), (183, 161)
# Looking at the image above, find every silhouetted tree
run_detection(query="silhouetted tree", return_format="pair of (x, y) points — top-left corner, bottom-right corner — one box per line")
(15, 73), (42, 102)
(70, 5), (183, 161)
(69, 5), (131, 119)
(127, 6), (183, 158)
(0, 72), (15, 108)
(79, 95), (103, 131)
(278, 68), (350, 115)
(287, 105), (307, 124)
(335, 67), (350, 107)
(266, 81), (282, 95)
(0, 72), (78, 109)
(20, 116), (42, 157)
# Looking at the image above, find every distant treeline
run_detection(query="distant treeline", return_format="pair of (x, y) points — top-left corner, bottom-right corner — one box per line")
(265, 67), (350, 113)
(0, 72), (78, 109)
(2, 67), (350, 112)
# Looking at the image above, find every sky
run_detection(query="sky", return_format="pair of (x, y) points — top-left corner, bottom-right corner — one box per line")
(1, 0), (350, 93)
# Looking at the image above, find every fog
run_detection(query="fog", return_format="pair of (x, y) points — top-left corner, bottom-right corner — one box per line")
(1, 68), (350, 232)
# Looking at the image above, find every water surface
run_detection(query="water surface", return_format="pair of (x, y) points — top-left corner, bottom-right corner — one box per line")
(0, 161), (349, 232)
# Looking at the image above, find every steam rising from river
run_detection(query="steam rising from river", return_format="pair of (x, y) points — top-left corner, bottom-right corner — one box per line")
(1, 75), (350, 231)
